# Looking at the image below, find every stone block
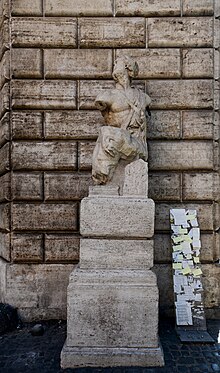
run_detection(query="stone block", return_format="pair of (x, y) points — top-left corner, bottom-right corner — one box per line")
(0, 233), (10, 261)
(152, 264), (173, 315)
(183, 0), (214, 16)
(79, 18), (145, 48)
(11, 48), (43, 78)
(155, 203), (214, 231)
(201, 264), (220, 309)
(0, 112), (9, 147)
(12, 203), (78, 231)
(115, 0), (180, 16)
(12, 141), (77, 171)
(67, 269), (159, 348)
(45, 234), (80, 262)
(182, 49), (213, 78)
(0, 143), (9, 174)
(78, 141), (96, 170)
(12, 112), (43, 139)
(148, 17), (213, 47)
(146, 80), (213, 109)
(183, 172), (218, 201)
(182, 111), (213, 139)
(80, 238), (153, 269)
(45, 0), (113, 16)
(148, 111), (181, 139)
(44, 49), (112, 79)
(0, 172), (10, 202)
(44, 173), (92, 201)
(11, 0), (42, 15)
(44, 111), (104, 140)
(12, 173), (43, 200)
(11, 234), (43, 262)
(0, 20), (10, 60)
(0, 83), (9, 118)
(0, 260), (74, 321)
(80, 197), (155, 238)
(0, 203), (10, 232)
(123, 160), (148, 198)
(116, 49), (181, 78)
(12, 17), (77, 48)
(148, 172), (181, 201)
(12, 80), (77, 110)
(148, 141), (213, 170)
(154, 233), (216, 263)
(0, 50), (9, 89)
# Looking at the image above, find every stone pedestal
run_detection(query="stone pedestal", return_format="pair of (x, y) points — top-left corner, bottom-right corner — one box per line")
(61, 160), (164, 368)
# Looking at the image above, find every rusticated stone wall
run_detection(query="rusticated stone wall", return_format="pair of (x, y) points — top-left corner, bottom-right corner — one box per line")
(0, 0), (219, 320)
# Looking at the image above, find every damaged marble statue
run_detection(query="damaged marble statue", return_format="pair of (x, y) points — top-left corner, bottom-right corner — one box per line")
(92, 56), (151, 185)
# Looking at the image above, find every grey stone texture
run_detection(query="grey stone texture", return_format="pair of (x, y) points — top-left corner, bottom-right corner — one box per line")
(0, 0), (219, 321)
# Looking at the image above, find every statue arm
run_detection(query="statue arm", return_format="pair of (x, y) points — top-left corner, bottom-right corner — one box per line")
(95, 92), (112, 112)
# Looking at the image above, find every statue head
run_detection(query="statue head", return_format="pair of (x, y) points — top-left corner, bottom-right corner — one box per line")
(112, 56), (139, 84)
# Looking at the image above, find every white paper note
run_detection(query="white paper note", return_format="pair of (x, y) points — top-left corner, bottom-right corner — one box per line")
(175, 302), (193, 325)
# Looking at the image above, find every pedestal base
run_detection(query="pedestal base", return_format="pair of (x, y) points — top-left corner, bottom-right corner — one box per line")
(61, 343), (164, 368)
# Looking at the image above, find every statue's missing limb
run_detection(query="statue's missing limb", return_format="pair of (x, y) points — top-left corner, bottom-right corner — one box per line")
(92, 56), (151, 185)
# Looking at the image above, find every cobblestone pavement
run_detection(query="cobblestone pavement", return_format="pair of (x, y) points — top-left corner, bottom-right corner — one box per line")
(0, 318), (219, 373)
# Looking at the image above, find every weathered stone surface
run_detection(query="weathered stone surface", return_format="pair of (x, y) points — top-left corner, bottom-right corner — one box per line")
(61, 344), (164, 369)
(12, 142), (77, 171)
(155, 203), (214, 231)
(0, 50), (9, 89)
(78, 141), (95, 170)
(79, 18), (145, 48)
(0, 259), (74, 321)
(0, 83), (9, 118)
(182, 49), (213, 78)
(154, 233), (216, 263)
(146, 80), (213, 109)
(80, 239), (153, 269)
(11, 234), (43, 262)
(67, 269), (159, 347)
(149, 173), (181, 201)
(0, 112), (9, 147)
(12, 18), (77, 47)
(148, 141), (213, 170)
(44, 49), (112, 79)
(11, 0), (42, 15)
(0, 172), (10, 201)
(44, 173), (92, 201)
(182, 111), (213, 139)
(0, 20), (10, 60)
(12, 203), (78, 231)
(12, 112), (43, 139)
(45, 235), (79, 262)
(115, 0), (180, 16)
(123, 160), (148, 198)
(12, 48), (43, 78)
(183, 0), (214, 16)
(116, 49), (181, 78)
(0, 0), (9, 18)
(80, 197), (155, 238)
(202, 264), (220, 309)
(0, 143), (9, 174)
(152, 264), (173, 315)
(0, 204), (10, 232)
(183, 172), (218, 201)
(45, 0), (113, 16)
(44, 111), (104, 139)
(148, 18), (213, 47)
(12, 81), (77, 110)
(79, 80), (144, 109)
(149, 111), (181, 139)
(12, 173), (43, 200)
(0, 233), (10, 261)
